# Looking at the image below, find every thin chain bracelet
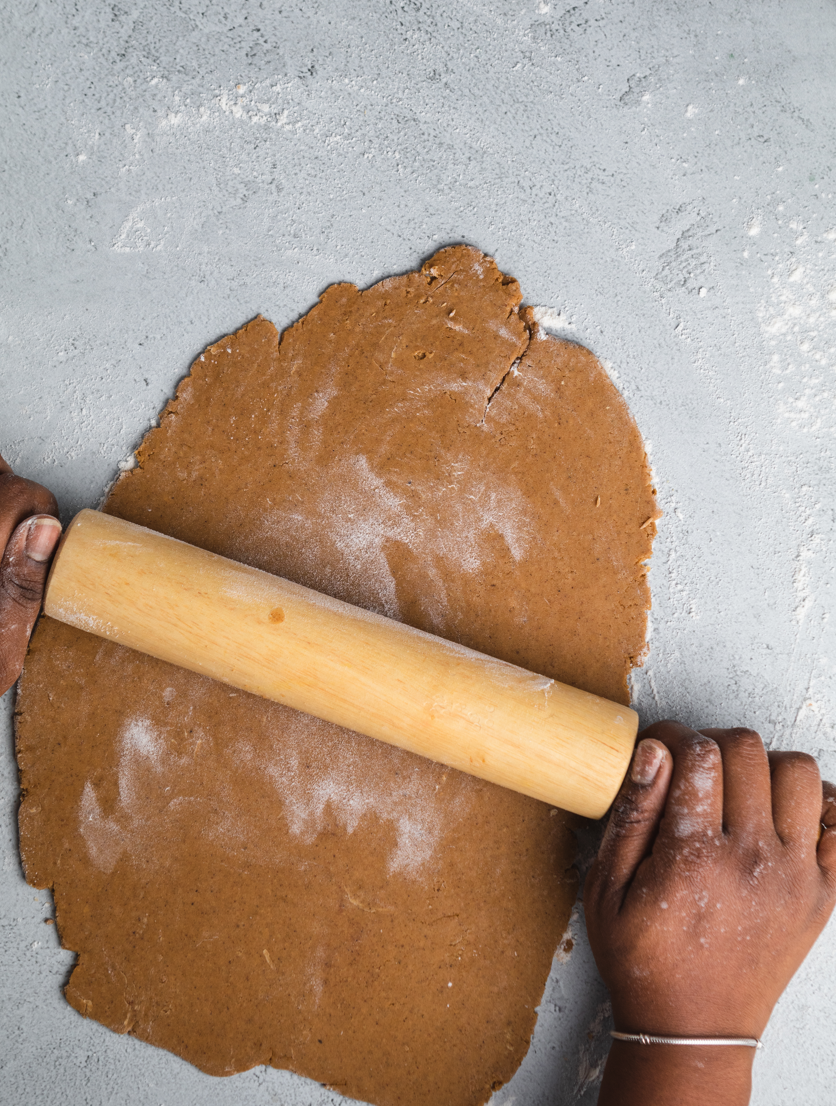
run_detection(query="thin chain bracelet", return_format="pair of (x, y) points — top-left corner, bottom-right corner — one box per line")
(611, 1031), (762, 1049)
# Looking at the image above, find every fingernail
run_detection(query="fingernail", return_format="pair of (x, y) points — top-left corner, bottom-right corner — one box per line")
(631, 739), (664, 786)
(25, 517), (62, 563)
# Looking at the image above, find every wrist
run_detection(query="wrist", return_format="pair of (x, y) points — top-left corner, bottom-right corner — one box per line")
(598, 1039), (755, 1106)
(610, 994), (769, 1042)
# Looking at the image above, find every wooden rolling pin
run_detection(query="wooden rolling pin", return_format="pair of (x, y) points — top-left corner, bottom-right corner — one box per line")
(43, 509), (638, 818)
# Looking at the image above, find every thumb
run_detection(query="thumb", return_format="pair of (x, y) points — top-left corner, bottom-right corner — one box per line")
(587, 738), (673, 912)
(0, 514), (62, 696)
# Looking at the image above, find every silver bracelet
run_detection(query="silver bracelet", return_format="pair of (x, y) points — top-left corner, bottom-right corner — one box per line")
(611, 1030), (762, 1049)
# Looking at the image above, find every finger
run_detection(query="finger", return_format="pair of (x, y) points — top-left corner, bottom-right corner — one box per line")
(0, 515), (63, 696)
(0, 453), (11, 475)
(817, 781), (836, 892)
(647, 721), (724, 841)
(588, 738), (673, 910)
(701, 728), (773, 840)
(0, 470), (59, 551)
(769, 751), (822, 852)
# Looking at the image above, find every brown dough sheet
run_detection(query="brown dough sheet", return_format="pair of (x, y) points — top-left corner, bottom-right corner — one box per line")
(16, 246), (659, 1105)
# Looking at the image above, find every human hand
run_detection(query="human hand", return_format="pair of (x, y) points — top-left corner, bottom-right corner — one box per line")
(0, 453), (61, 696)
(584, 721), (836, 1105)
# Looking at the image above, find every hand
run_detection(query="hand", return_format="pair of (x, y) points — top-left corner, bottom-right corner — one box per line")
(584, 721), (836, 1106)
(0, 453), (61, 696)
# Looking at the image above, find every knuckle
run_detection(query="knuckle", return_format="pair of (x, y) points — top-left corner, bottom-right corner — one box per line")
(685, 732), (721, 765)
(0, 473), (58, 520)
(737, 843), (769, 885)
(778, 750), (820, 779)
(1, 569), (44, 608)
(0, 475), (35, 512)
(718, 728), (767, 769)
(727, 728), (764, 752)
(610, 791), (655, 833)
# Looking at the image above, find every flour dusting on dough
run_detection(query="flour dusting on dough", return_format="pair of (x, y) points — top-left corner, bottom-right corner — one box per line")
(79, 716), (166, 872)
(78, 706), (472, 879)
(244, 453), (534, 623)
(79, 782), (124, 874)
(226, 712), (474, 876)
(121, 716), (164, 772)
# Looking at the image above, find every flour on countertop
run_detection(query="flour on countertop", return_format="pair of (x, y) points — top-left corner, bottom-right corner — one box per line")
(529, 305), (575, 334)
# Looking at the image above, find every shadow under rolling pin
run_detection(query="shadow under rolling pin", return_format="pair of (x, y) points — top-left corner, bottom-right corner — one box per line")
(43, 509), (638, 819)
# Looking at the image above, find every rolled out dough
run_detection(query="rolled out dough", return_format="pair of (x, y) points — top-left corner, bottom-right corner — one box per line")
(16, 246), (659, 1106)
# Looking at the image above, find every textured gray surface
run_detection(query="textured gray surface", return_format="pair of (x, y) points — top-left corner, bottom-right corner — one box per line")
(2, 1), (835, 1103)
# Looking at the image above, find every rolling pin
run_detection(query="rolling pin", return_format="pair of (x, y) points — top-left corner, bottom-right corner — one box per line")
(43, 509), (638, 819)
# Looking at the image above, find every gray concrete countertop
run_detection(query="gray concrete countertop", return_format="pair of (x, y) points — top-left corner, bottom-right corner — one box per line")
(2, 2), (835, 1103)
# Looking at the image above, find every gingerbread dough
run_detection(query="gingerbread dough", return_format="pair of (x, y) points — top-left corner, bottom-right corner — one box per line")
(16, 247), (658, 1106)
